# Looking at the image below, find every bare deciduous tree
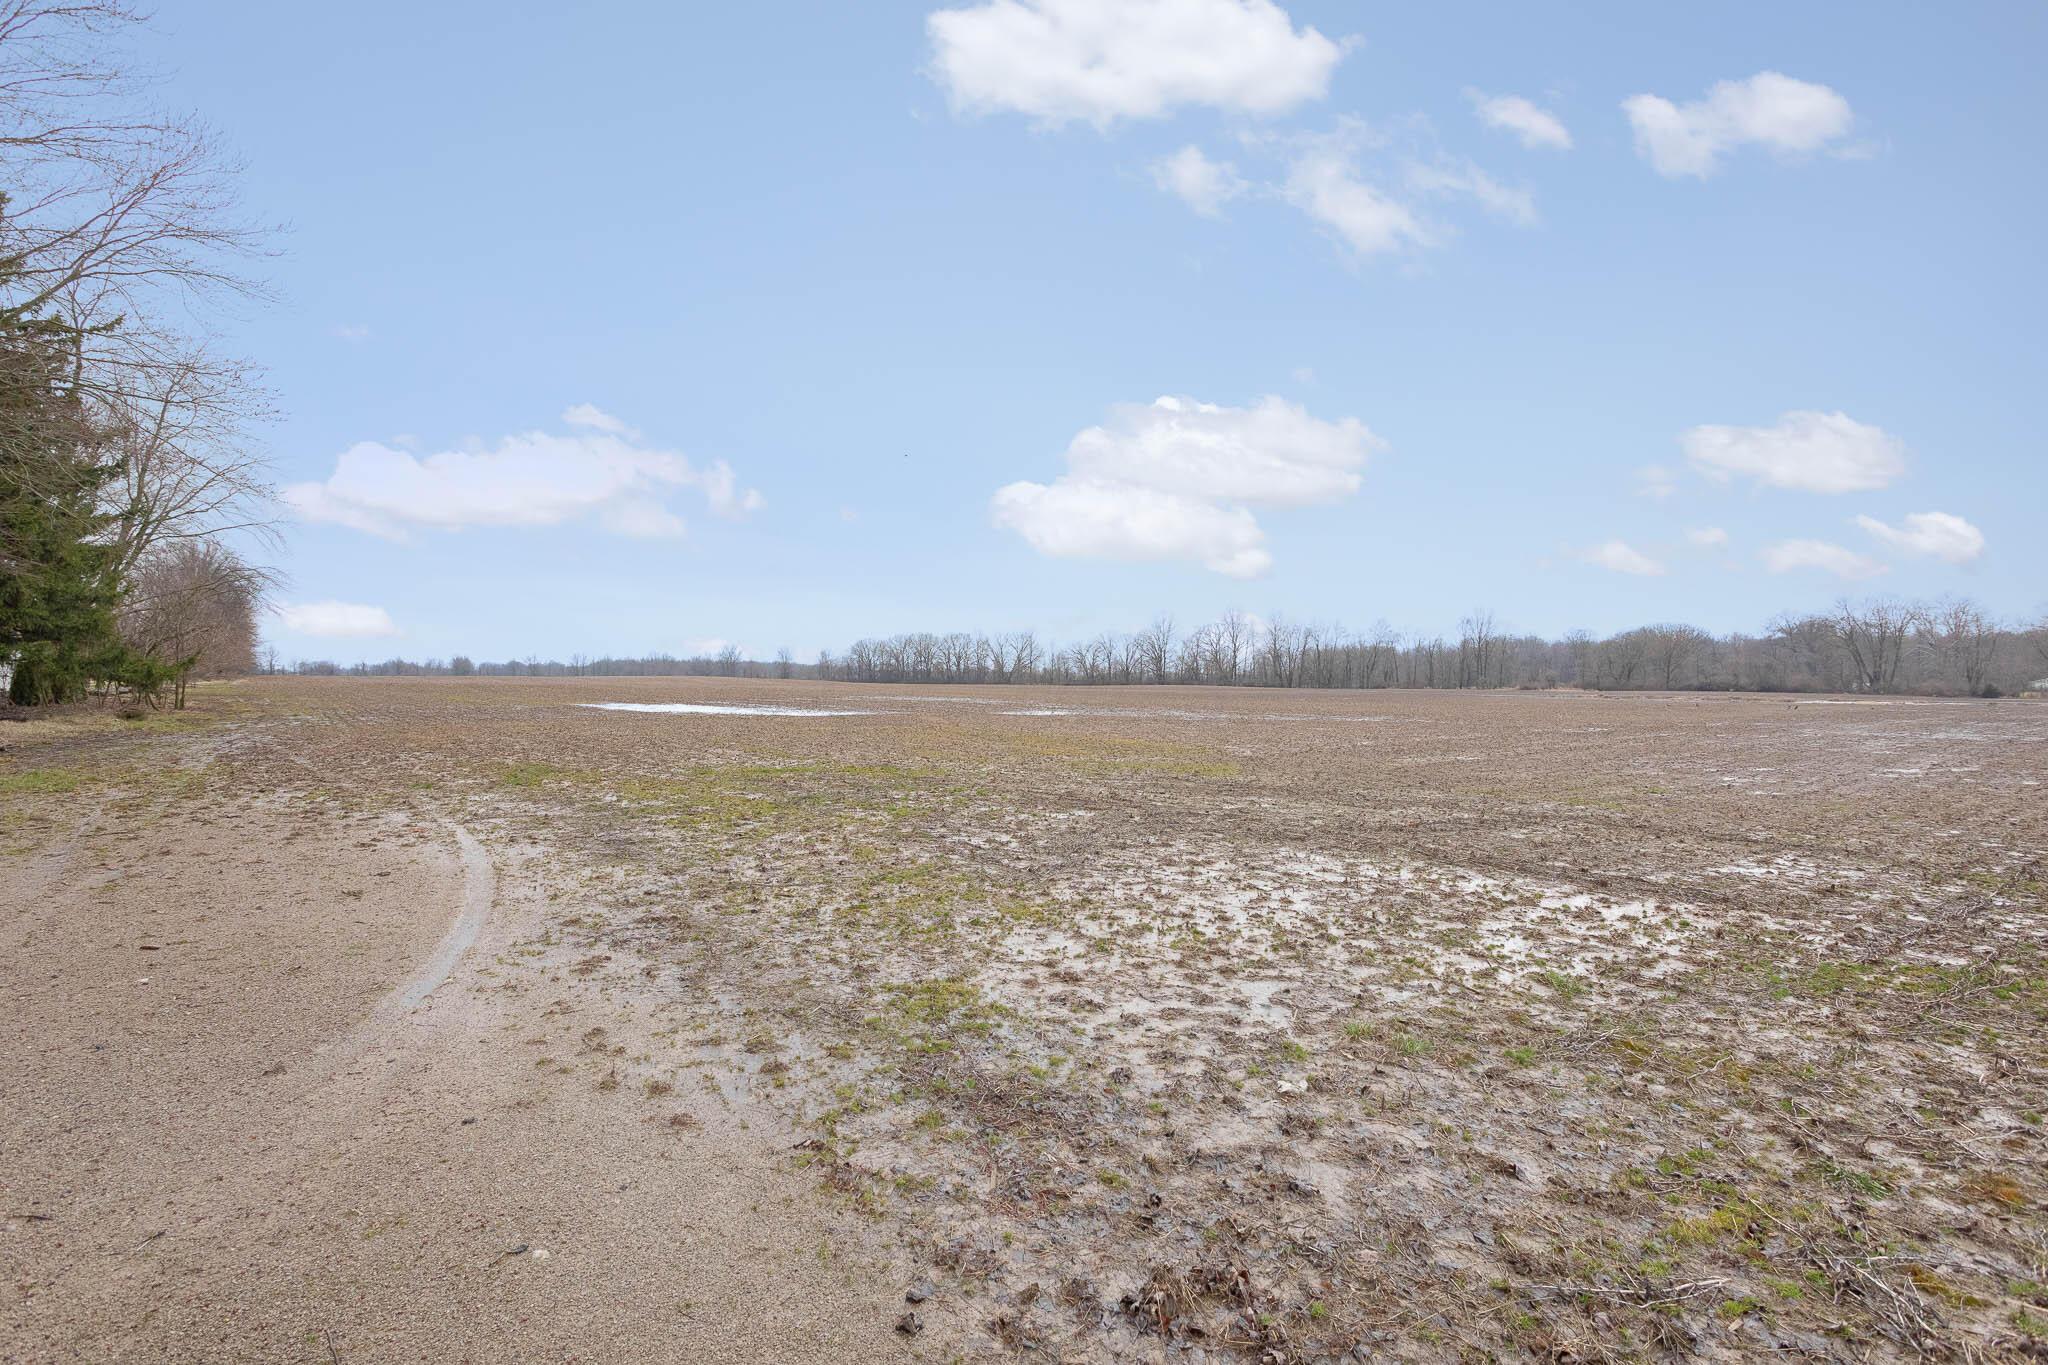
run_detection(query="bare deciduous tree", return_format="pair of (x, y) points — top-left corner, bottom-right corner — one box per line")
(1008, 630), (1040, 681)
(0, 3), (269, 352)
(119, 538), (262, 705)
(1644, 623), (1711, 690)
(1832, 597), (1921, 693)
(1927, 597), (1999, 695)
(95, 353), (275, 579)
(1457, 609), (1497, 688)
(1135, 614), (1174, 685)
(1362, 620), (1400, 687)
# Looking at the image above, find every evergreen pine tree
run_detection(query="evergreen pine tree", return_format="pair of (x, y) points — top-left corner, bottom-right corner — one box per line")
(0, 239), (145, 705)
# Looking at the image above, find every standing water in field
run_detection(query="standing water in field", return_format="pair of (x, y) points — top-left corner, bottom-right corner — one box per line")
(577, 702), (877, 717)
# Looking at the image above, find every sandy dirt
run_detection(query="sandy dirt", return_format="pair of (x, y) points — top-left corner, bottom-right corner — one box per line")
(3, 678), (2045, 1362)
(1, 709), (932, 1363)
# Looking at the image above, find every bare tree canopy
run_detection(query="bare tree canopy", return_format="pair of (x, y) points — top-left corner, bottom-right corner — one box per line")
(0, 0), (273, 532)
(0, 2), (268, 335)
(0, 1), (275, 704)
(118, 536), (263, 704)
(283, 596), (2048, 700)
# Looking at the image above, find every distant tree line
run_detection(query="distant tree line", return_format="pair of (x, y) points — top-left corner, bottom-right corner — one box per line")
(818, 600), (2047, 696)
(280, 597), (2048, 698)
(274, 647), (767, 681)
(0, 3), (271, 708)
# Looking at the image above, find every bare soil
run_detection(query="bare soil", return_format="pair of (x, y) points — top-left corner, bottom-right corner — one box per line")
(3, 678), (2044, 1362)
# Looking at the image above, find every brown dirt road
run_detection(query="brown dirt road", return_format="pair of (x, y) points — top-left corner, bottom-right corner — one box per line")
(1, 740), (930, 1363)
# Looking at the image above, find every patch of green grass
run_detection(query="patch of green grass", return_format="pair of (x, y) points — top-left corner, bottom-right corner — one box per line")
(0, 768), (85, 795)
(1660, 1187), (1776, 1252)
(1655, 1148), (1712, 1179)
(876, 978), (1009, 1051)
(1816, 1158), (1891, 1198)
(993, 895), (1064, 925)
(497, 761), (565, 788)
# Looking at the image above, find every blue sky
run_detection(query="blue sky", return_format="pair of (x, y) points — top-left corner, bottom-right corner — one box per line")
(143, 1), (2044, 662)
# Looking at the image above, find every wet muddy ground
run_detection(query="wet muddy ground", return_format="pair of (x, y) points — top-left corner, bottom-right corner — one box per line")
(5, 678), (2043, 1361)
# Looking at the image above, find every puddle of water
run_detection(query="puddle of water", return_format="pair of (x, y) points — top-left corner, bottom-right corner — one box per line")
(577, 702), (876, 717)
(1795, 698), (1978, 707)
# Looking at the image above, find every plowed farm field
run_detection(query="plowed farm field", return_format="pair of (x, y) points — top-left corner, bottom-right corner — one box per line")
(5, 678), (2044, 1362)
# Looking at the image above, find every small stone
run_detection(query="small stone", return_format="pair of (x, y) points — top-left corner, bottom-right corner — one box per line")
(905, 1281), (934, 1303)
(895, 1311), (923, 1335)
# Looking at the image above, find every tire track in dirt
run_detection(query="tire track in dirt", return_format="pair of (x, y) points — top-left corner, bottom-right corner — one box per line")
(387, 820), (496, 1013)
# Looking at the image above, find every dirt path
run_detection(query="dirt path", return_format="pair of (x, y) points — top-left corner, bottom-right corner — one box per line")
(1, 747), (931, 1363)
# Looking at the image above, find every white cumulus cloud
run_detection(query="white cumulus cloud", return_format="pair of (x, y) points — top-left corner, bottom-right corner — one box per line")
(1152, 144), (1248, 216)
(284, 406), (762, 540)
(1623, 71), (1854, 178)
(275, 601), (399, 638)
(562, 402), (638, 437)
(992, 394), (1381, 577)
(1580, 540), (1665, 576)
(993, 479), (1272, 577)
(1855, 511), (1984, 563)
(926, 0), (1345, 127)
(1681, 411), (1904, 494)
(1761, 539), (1887, 580)
(1467, 91), (1571, 150)
(1686, 526), (1729, 547)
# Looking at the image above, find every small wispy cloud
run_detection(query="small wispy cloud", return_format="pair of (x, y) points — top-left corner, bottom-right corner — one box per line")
(1579, 540), (1665, 576)
(1854, 511), (1984, 563)
(275, 601), (399, 638)
(1151, 144), (1249, 217)
(1465, 90), (1572, 151)
(1635, 464), (1679, 500)
(1760, 539), (1886, 580)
